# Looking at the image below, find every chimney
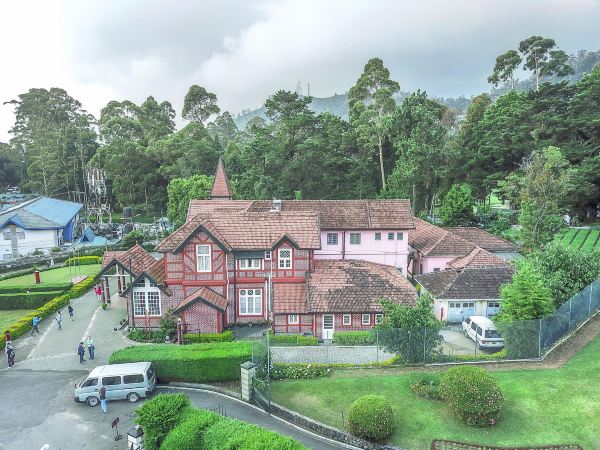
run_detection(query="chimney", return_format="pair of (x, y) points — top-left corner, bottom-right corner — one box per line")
(270, 198), (282, 212)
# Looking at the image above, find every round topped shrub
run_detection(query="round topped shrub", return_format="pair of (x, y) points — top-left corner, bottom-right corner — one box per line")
(347, 395), (395, 441)
(440, 366), (504, 427)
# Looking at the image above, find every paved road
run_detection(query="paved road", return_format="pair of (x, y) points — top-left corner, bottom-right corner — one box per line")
(0, 281), (348, 450)
(271, 345), (394, 364)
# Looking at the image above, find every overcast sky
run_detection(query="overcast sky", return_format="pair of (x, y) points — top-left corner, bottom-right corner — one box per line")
(1, 0), (599, 141)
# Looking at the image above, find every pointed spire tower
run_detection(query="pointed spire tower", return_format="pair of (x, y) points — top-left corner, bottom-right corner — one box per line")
(210, 157), (233, 200)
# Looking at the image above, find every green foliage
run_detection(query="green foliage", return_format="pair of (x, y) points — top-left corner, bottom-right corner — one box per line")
(160, 408), (222, 450)
(109, 342), (252, 382)
(440, 366), (504, 427)
(0, 282), (72, 294)
(64, 256), (102, 266)
(296, 335), (318, 346)
(159, 309), (177, 341)
(439, 183), (475, 226)
(332, 331), (375, 345)
(268, 331), (318, 346)
(488, 50), (522, 89)
(409, 373), (442, 400)
(0, 291), (64, 310)
(347, 395), (395, 441)
(166, 174), (213, 228)
(378, 293), (442, 363)
(184, 330), (234, 343)
(134, 393), (191, 450)
(270, 363), (330, 380)
(182, 85), (220, 123)
(127, 329), (167, 343)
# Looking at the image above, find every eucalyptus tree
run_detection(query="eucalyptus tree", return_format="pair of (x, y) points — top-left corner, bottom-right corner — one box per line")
(182, 85), (220, 123)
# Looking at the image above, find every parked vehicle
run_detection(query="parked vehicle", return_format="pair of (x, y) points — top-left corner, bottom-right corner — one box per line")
(74, 362), (156, 407)
(461, 316), (504, 349)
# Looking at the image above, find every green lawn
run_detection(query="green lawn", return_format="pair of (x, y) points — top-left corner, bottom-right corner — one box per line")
(0, 264), (101, 287)
(558, 228), (600, 252)
(0, 309), (34, 331)
(271, 334), (600, 449)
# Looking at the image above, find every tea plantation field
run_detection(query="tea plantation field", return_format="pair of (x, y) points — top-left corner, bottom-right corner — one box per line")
(556, 228), (600, 251)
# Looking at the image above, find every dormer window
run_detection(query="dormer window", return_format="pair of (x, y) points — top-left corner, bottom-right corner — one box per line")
(278, 248), (292, 269)
(196, 245), (211, 272)
(239, 258), (261, 270)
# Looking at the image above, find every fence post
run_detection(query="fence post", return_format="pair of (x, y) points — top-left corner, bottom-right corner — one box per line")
(538, 319), (542, 358)
(376, 330), (379, 364)
(423, 327), (427, 363)
(569, 299), (572, 330)
(590, 283), (593, 316)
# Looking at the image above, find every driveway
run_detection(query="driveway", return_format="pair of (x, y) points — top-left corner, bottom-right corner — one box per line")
(271, 345), (394, 364)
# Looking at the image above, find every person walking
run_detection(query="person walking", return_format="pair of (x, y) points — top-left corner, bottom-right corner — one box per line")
(94, 284), (103, 302)
(67, 304), (74, 321)
(3, 330), (11, 345)
(99, 385), (107, 416)
(77, 342), (86, 364)
(6, 343), (15, 368)
(55, 311), (62, 330)
(30, 316), (41, 336)
(86, 335), (95, 360)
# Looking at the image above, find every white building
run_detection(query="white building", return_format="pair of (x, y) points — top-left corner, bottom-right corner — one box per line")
(0, 197), (83, 260)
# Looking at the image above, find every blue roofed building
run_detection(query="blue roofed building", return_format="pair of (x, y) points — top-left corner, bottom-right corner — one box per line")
(0, 197), (83, 259)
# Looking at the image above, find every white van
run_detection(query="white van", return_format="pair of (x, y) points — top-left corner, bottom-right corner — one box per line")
(74, 362), (156, 407)
(461, 316), (504, 349)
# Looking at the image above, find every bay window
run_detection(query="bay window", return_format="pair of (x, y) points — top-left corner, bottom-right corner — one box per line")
(239, 289), (262, 315)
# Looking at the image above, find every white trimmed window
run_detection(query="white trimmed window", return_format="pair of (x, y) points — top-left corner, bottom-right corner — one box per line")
(350, 233), (361, 245)
(397, 232), (404, 241)
(265, 251), (272, 260)
(362, 314), (371, 325)
(375, 232), (381, 241)
(343, 314), (352, 325)
(388, 232), (394, 240)
(239, 289), (262, 315)
(326, 233), (338, 245)
(288, 314), (299, 324)
(196, 245), (211, 272)
(278, 248), (292, 269)
(375, 314), (383, 325)
(239, 258), (261, 270)
(133, 278), (161, 316)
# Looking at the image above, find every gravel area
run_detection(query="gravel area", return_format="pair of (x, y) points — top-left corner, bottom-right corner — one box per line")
(270, 345), (394, 364)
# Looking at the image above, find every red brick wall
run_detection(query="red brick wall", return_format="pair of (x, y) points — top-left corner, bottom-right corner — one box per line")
(165, 232), (226, 283)
(314, 313), (383, 339)
(273, 313), (314, 334)
(181, 301), (219, 334)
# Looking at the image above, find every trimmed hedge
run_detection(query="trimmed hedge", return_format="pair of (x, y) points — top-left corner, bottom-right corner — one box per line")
(268, 331), (319, 346)
(64, 255), (102, 266)
(109, 341), (253, 382)
(332, 331), (376, 345)
(135, 393), (191, 450)
(0, 282), (72, 294)
(440, 366), (504, 427)
(184, 330), (234, 343)
(271, 363), (330, 380)
(347, 395), (395, 442)
(160, 408), (222, 450)
(0, 291), (63, 310)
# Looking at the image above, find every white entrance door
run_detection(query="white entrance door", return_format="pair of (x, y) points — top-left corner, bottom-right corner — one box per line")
(322, 314), (334, 340)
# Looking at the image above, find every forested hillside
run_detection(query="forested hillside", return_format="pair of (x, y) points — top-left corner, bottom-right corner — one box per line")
(1, 39), (599, 248)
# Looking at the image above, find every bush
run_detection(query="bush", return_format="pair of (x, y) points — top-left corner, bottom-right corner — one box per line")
(201, 416), (307, 450)
(109, 341), (252, 382)
(160, 408), (222, 450)
(128, 329), (167, 343)
(0, 291), (65, 310)
(347, 395), (395, 442)
(268, 331), (318, 346)
(184, 330), (234, 343)
(296, 335), (318, 346)
(332, 331), (375, 345)
(439, 366), (504, 427)
(409, 373), (442, 400)
(270, 363), (330, 380)
(64, 255), (102, 266)
(134, 393), (191, 450)
(0, 282), (72, 294)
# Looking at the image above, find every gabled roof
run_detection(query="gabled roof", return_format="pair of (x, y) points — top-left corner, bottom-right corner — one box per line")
(0, 197), (82, 230)
(174, 287), (228, 313)
(157, 211), (321, 252)
(121, 257), (170, 296)
(273, 283), (307, 313)
(448, 247), (511, 270)
(307, 260), (417, 313)
(210, 158), (233, 199)
(415, 266), (514, 300)
(410, 218), (476, 257)
(444, 227), (518, 252)
(100, 244), (157, 277)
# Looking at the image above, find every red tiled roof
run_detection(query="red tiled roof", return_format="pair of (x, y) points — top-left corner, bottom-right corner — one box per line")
(146, 257), (166, 284)
(210, 158), (233, 199)
(186, 200), (252, 222)
(247, 199), (414, 230)
(410, 218), (476, 257)
(175, 287), (228, 313)
(273, 283), (307, 313)
(157, 211), (320, 252)
(448, 247), (511, 270)
(102, 244), (156, 276)
(444, 227), (518, 252)
(308, 260), (417, 313)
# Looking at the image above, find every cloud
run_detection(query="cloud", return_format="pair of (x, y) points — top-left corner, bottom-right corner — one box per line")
(1, 0), (599, 141)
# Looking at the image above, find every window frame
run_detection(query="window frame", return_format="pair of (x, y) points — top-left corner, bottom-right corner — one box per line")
(397, 232), (404, 241)
(123, 374), (145, 384)
(278, 248), (292, 269)
(361, 314), (371, 325)
(349, 233), (361, 245)
(387, 232), (395, 240)
(288, 314), (299, 325)
(196, 244), (212, 272)
(239, 288), (263, 316)
(132, 278), (162, 317)
(342, 314), (352, 326)
(374, 232), (381, 241)
(326, 232), (339, 246)
(375, 314), (383, 324)
(238, 258), (262, 270)
(264, 250), (272, 260)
